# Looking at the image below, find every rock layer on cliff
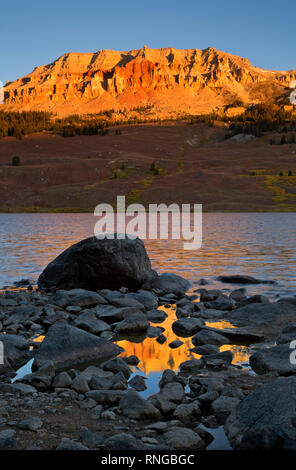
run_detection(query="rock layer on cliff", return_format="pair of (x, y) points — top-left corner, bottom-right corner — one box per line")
(2, 46), (296, 116)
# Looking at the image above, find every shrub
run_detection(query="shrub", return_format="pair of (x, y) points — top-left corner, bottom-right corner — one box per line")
(11, 155), (21, 166)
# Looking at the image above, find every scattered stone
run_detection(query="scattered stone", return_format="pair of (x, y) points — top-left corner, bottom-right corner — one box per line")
(114, 312), (150, 335)
(192, 329), (229, 347)
(164, 427), (204, 450)
(168, 340), (184, 349)
(217, 275), (275, 285)
(147, 309), (167, 323)
(119, 390), (161, 420)
(128, 375), (147, 392)
(212, 396), (240, 424)
(172, 318), (204, 337)
(18, 416), (43, 431)
(56, 438), (88, 450)
(105, 433), (144, 450)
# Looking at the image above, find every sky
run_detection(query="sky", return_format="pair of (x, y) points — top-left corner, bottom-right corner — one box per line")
(1, 0), (295, 84)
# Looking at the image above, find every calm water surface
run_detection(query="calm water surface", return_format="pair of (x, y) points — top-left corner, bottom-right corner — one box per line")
(0, 212), (295, 297)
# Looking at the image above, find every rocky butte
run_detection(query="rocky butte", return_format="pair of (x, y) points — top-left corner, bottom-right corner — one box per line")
(2, 46), (296, 117)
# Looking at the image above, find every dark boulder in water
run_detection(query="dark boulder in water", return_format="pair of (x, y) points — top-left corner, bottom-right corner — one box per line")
(225, 377), (296, 449)
(38, 235), (156, 292)
(217, 274), (275, 285)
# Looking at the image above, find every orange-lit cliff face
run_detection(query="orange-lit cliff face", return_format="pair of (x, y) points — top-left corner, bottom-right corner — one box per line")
(116, 306), (250, 375)
(2, 46), (296, 117)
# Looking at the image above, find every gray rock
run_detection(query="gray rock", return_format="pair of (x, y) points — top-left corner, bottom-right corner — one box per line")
(159, 382), (185, 403)
(71, 375), (90, 394)
(156, 334), (167, 344)
(73, 311), (110, 335)
(250, 343), (296, 376)
(0, 383), (37, 394)
(105, 433), (144, 450)
(159, 369), (177, 388)
(206, 294), (235, 311)
(277, 323), (296, 344)
(172, 318), (204, 337)
(143, 273), (190, 297)
(80, 427), (102, 449)
(192, 344), (220, 355)
(53, 372), (73, 388)
(173, 401), (201, 425)
(147, 325), (164, 338)
(192, 329), (229, 346)
(202, 350), (233, 368)
(229, 301), (296, 336)
(168, 340), (184, 349)
(212, 396), (240, 424)
(85, 390), (125, 405)
(56, 438), (88, 450)
(146, 309), (167, 323)
(119, 390), (161, 420)
(96, 305), (141, 323)
(110, 297), (145, 309)
(38, 235), (155, 291)
(33, 320), (123, 372)
(18, 416), (43, 431)
(101, 357), (131, 379)
(123, 355), (140, 366)
(128, 375), (147, 392)
(229, 288), (247, 302)
(179, 358), (202, 372)
(0, 429), (21, 450)
(239, 294), (270, 307)
(225, 377), (296, 450)
(131, 290), (158, 310)
(114, 312), (150, 335)
(67, 290), (106, 308)
(217, 275), (275, 285)
(164, 427), (204, 450)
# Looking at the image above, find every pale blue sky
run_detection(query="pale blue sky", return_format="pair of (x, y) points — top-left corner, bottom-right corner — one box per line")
(1, 0), (295, 83)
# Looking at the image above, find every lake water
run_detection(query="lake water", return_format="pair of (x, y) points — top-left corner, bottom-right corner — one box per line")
(1, 212), (295, 298)
(1, 212), (295, 450)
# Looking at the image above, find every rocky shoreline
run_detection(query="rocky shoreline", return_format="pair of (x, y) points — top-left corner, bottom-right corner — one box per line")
(0, 236), (296, 450)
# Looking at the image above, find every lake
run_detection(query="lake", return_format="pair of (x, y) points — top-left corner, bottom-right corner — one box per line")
(1, 212), (295, 298)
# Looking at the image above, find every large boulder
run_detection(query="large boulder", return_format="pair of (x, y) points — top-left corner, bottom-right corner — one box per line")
(225, 377), (296, 449)
(250, 344), (296, 376)
(229, 301), (296, 337)
(33, 320), (123, 372)
(38, 235), (156, 291)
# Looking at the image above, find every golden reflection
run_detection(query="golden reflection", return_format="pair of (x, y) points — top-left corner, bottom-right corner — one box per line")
(205, 320), (236, 329)
(116, 305), (196, 375)
(32, 335), (45, 343)
(117, 307), (250, 373)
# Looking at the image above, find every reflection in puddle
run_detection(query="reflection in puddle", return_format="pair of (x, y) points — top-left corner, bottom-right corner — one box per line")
(116, 305), (197, 375)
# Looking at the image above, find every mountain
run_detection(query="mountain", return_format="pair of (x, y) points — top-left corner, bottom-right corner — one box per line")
(2, 46), (296, 117)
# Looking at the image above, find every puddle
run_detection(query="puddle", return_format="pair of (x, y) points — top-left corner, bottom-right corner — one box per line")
(200, 424), (232, 450)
